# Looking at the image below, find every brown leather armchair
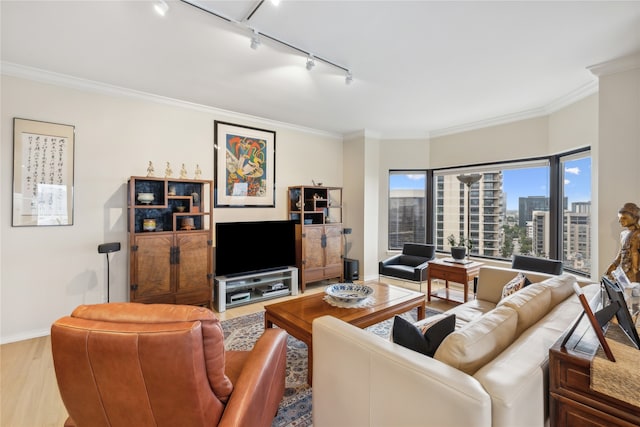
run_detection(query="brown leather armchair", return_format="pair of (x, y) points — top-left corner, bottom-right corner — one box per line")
(51, 303), (288, 427)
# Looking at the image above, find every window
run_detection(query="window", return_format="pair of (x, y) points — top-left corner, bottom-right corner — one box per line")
(560, 152), (592, 276)
(388, 150), (592, 275)
(429, 149), (591, 275)
(388, 170), (427, 250)
(434, 160), (550, 259)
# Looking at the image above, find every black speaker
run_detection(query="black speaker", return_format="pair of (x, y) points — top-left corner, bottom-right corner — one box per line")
(344, 258), (359, 282)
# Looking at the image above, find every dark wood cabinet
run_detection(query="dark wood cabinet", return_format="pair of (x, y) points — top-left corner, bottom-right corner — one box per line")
(549, 323), (640, 427)
(128, 176), (213, 308)
(288, 186), (343, 292)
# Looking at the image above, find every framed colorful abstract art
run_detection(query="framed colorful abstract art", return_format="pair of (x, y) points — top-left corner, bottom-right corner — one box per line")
(214, 121), (276, 207)
(12, 118), (75, 226)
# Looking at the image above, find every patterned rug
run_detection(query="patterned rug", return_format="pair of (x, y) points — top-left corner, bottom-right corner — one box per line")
(220, 307), (441, 427)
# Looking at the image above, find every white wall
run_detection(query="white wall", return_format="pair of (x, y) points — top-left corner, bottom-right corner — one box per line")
(430, 116), (549, 167)
(591, 54), (640, 277)
(0, 74), (342, 343)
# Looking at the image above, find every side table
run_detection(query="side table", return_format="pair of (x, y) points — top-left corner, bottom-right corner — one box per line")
(427, 258), (483, 303)
(549, 321), (640, 426)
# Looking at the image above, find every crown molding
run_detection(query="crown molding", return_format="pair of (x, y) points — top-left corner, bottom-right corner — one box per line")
(0, 61), (343, 140)
(429, 79), (598, 139)
(588, 51), (640, 77)
(2, 61), (602, 142)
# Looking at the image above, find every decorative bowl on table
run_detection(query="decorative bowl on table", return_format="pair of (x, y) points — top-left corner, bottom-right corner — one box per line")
(325, 283), (374, 303)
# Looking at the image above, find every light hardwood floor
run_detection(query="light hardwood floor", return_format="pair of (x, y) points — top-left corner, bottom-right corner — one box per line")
(0, 279), (455, 427)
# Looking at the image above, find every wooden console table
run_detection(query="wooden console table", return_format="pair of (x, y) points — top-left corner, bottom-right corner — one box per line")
(427, 258), (483, 303)
(549, 321), (640, 427)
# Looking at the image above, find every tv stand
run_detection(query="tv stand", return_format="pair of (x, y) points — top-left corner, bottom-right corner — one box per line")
(214, 267), (298, 312)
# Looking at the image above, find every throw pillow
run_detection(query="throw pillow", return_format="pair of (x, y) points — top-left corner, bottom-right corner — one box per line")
(392, 314), (456, 357)
(501, 272), (528, 299)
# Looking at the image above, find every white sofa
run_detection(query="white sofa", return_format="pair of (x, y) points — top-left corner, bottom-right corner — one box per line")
(312, 266), (598, 427)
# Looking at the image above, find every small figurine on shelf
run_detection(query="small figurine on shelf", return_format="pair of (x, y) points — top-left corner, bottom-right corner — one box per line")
(180, 163), (187, 179)
(192, 192), (200, 213)
(146, 161), (155, 177)
(194, 164), (202, 180)
(165, 162), (173, 178)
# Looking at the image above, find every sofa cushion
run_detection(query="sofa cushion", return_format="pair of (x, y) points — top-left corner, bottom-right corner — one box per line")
(392, 314), (456, 357)
(446, 299), (497, 327)
(498, 283), (552, 336)
(500, 272), (528, 299)
(434, 305), (518, 375)
(538, 273), (577, 307)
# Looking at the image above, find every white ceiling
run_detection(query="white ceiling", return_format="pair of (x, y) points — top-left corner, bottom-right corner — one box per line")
(2, 1), (640, 137)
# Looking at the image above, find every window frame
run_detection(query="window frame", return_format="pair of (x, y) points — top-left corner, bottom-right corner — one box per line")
(425, 147), (591, 275)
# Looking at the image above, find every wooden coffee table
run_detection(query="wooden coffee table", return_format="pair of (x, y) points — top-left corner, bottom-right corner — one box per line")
(264, 281), (426, 385)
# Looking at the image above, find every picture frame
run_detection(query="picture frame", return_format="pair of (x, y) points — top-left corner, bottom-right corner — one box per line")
(12, 118), (75, 226)
(214, 121), (276, 208)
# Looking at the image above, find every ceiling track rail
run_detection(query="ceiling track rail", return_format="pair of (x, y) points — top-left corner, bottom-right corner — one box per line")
(179, 0), (350, 75)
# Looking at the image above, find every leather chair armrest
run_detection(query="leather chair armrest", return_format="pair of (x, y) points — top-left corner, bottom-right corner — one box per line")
(379, 254), (402, 267)
(413, 260), (430, 271)
(219, 328), (288, 427)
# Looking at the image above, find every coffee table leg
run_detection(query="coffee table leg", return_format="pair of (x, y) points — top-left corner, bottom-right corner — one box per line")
(417, 302), (426, 320)
(264, 314), (273, 329)
(427, 276), (432, 301)
(464, 279), (469, 302)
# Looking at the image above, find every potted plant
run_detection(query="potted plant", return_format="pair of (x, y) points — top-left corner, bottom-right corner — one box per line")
(447, 234), (467, 260)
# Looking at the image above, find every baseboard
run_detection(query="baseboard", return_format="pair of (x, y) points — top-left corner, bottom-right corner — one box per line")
(1, 328), (50, 345)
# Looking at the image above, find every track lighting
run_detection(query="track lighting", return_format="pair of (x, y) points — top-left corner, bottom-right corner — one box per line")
(345, 71), (353, 85)
(306, 55), (316, 70)
(179, 0), (352, 85)
(250, 30), (261, 50)
(153, 0), (169, 16)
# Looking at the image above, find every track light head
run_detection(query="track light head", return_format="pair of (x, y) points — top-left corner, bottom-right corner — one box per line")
(345, 71), (353, 85)
(306, 55), (316, 70)
(250, 30), (261, 50)
(153, 0), (169, 16)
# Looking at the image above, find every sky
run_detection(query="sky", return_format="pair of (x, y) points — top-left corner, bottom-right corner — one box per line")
(390, 157), (592, 211)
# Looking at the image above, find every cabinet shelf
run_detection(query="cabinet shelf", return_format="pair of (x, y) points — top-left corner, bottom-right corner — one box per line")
(214, 267), (298, 312)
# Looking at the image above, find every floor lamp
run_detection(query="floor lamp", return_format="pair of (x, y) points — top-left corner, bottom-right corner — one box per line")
(456, 174), (482, 259)
(98, 242), (121, 302)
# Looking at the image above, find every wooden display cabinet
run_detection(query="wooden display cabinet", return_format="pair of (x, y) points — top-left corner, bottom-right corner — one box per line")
(128, 176), (213, 308)
(288, 186), (343, 292)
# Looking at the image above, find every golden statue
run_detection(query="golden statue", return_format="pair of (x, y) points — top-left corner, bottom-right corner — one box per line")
(180, 163), (187, 179)
(165, 162), (173, 178)
(606, 202), (640, 283)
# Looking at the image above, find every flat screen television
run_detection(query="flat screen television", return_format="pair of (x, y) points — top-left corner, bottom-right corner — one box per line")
(215, 220), (296, 277)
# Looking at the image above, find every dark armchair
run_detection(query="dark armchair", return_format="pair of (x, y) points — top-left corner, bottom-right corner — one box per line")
(511, 254), (563, 275)
(379, 243), (436, 291)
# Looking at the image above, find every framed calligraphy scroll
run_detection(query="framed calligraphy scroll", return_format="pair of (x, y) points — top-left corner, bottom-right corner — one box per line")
(214, 121), (276, 208)
(12, 118), (75, 226)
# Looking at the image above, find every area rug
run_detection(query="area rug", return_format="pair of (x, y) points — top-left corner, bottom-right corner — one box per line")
(220, 307), (441, 427)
